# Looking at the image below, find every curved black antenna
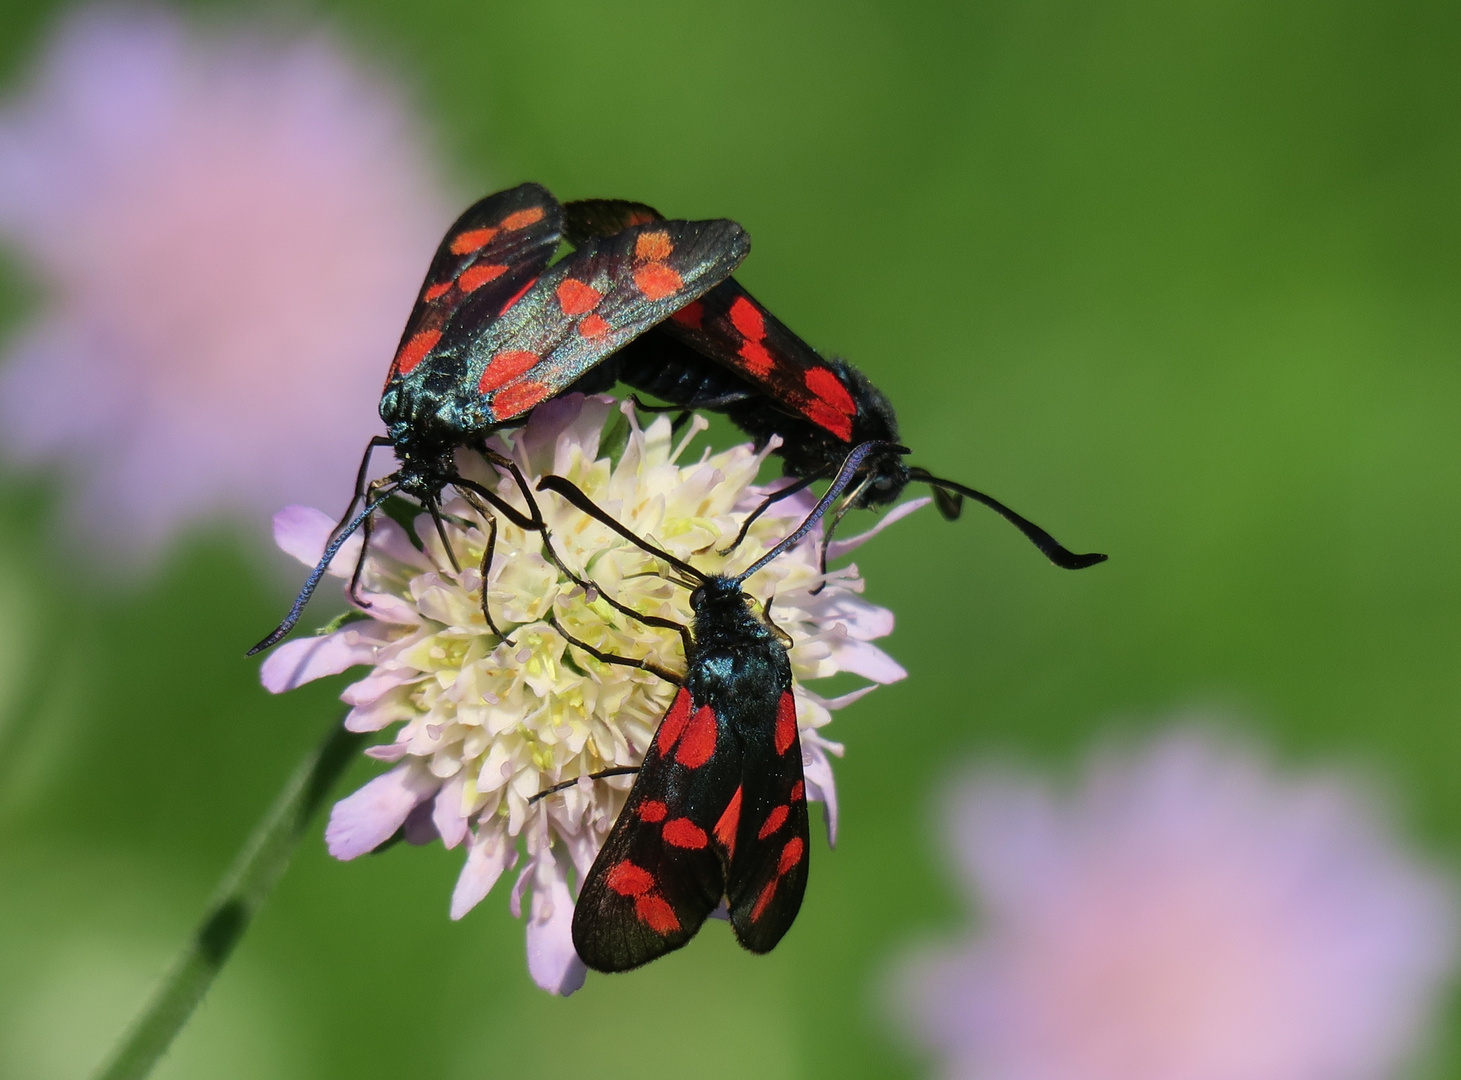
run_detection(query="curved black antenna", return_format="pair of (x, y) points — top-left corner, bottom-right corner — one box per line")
(535, 475), (706, 583)
(247, 487), (396, 656)
(735, 441), (908, 584)
(907, 467), (1107, 570)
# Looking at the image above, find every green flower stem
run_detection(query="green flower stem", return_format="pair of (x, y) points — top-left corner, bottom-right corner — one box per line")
(92, 715), (364, 1080)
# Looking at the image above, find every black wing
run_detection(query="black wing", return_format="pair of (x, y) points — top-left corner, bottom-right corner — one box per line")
(725, 688), (810, 952)
(458, 219), (750, 424)
(385, 183), (563, 386)
(564, 197), (860, 442)
(572, 687), (745, 972)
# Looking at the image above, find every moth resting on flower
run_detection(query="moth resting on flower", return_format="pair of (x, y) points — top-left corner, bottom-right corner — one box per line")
(261, 395), (923, 995)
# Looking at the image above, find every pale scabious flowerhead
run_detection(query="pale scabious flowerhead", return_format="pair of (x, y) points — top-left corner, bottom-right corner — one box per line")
(0, 6), (449, 563)
(265, 395), (920, 995)
(886, 729), (1458, 1080)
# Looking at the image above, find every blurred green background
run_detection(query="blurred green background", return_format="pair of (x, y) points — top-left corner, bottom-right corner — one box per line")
(1, 0), (1459, 1076)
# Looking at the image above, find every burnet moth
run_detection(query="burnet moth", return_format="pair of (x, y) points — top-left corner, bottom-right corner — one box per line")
(560, 199), (1107, 572)
(529, 439), (903, 972)
(249, 184), (750, 654)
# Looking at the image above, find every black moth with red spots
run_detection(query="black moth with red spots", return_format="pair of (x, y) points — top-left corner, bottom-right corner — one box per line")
(540, 441), (899, 971)
(562, 198), (1107, 572)
(571, 581), (810, 970)
(249, 183), (750, 654)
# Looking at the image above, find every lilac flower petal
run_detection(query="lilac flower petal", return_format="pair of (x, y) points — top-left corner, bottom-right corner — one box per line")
(273, 505), (359, 573)
(825, 496), (932, 560)
(827, 632), (907, 684)
(258, 626), (380, 693)
(432, 773), (470, 850)
(451, 826), (518, 920)
(803, 740), (841, 847)
(325, 764), (440, 860)
(364, 742), (407, 762)
(402, 799), (438, 845)
(812, 594), (895, 641)
(526, 855), (588, 996)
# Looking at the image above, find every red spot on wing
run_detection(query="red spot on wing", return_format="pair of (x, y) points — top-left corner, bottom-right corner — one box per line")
(671, 301), (704, 328)
(714, 786), (743, 857)
(634, 262), (683, 301)
(728, 296), (766, 341)
(803, 399), (855, 441)
(449, 227), (497, 255)
(778, 837), (805, 875)
(499, 276), (538, 315)
(556, 278), (602, 315)
(739, 340), (775, 378)
(492, 379), (550, 417)
(578, 314), (610, 338)
(639, 800), (668, 823)
(774, 693), (797, 756)
(479, 350), (539, 393)
(656, 689), (693, 755)
(501, 206), (546, 230)
(458, 263), (509, 293)
(789, 781), (804, 802)
(606, 861), (653, 897)
(394, 329), (441, 376)
(675, 706), (717, 768)
(635, 231), (673, 261)
(423, 281), (452, 302)
(758, 805), (789, 840)
(663, 818), (709, 849)
(751, 880), (778, 923)
(635, 894), (681, 934)
(805, 366), (856, 416)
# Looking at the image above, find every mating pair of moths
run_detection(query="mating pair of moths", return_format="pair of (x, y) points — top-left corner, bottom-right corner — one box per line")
(253, 183), (1106, 973)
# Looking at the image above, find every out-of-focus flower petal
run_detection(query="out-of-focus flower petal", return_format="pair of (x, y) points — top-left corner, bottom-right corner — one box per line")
(884, 727), (1460, 1080)
(0, 7), (450, 564)
(324, 764), (439, 860)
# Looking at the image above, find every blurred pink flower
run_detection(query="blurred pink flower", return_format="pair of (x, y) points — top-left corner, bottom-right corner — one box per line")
(0, 6), (450, 563)
(887, 730), (1458, 1080)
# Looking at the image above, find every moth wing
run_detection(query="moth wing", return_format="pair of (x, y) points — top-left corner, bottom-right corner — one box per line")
(563, 198), (664, 244)
(463, 218), (750, 424)
(662, 280), (861, 441)
(725, 688), (811, 954)
(572, 688), (743, 973)
(385, 183), (563, 387)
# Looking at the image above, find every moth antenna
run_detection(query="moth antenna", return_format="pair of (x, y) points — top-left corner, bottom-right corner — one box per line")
(906, 467), (1107, 570)
(248, 487), (396, 655)
(735, 441), (908, 584)
(536, 475), (706, 583)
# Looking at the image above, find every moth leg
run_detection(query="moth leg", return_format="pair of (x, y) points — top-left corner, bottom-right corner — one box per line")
(454, 487), (509, 643)
(426, 499), (462, 573)
(809, 474), (871, 596)
(332, 435), (393, 543)
(347, 477), (389, 609)
(550, 611), (683, 685)
(529, 766), (642, 805)
(759, 593), (794, 650)
(718, 471), (824, 556)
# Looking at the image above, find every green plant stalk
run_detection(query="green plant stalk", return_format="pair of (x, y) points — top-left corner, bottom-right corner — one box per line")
(92, 716), (364, 1080)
